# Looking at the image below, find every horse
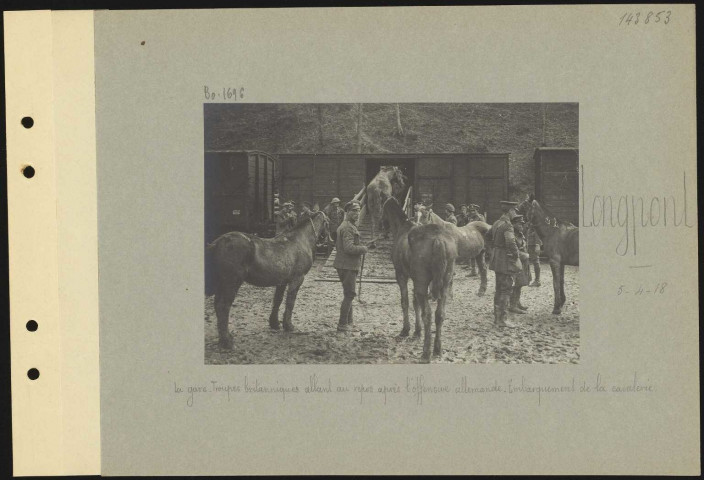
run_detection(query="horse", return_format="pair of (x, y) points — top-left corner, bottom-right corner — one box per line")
(416, 204), (490, 293)
(205, 211), (331, 349)
(381, 196), (423, 337)
(366, 166), (406, 241)
(408, 219), (492, 362)
(526, 198), (579, 314)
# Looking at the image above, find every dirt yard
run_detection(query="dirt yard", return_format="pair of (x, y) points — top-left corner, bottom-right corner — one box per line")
(205, 261), (579, 364)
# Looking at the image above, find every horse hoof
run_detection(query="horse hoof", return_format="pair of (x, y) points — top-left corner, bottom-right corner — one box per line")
(552, 309), (562, 315)
(269, 321), (281, 330)
(413, 330), (422, 338)
(433, 348), (442, 356)
(218, 334), (234, 350)
(420, 355), (431, 364)
(399, 328), (410, 337)
(283, 322), (295, 332)
(476, 290), (486, 297)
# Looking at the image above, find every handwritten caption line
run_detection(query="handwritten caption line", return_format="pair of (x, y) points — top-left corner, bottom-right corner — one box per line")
(173, 373), (655, 408)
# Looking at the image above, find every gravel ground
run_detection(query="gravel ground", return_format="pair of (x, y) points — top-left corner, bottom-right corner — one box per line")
(205, 260), (579, 364)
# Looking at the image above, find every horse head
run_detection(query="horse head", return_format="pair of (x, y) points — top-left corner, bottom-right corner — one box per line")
(385, 166), (406, 195)
(415, 205), (433, 225)
(311, 211), (332, 243)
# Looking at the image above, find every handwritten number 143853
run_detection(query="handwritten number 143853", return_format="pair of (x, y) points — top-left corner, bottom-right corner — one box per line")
(619, 11), (671, 26)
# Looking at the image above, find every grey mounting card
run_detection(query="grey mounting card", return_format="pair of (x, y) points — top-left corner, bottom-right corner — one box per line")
(5, 6), (698, 476)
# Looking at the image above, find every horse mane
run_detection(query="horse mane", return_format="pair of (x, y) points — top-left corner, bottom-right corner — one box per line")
(290, 211), (327, 232)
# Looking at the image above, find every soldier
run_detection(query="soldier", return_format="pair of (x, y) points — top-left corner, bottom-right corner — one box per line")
(527, 223), (542, 287)
(445, 203), (458, 224)
(323, 197), (345, 242)
(333, 200), (369, 332)
(286, 201), (298, 229)
(509, 214), (531, 313)
(466, 204), (486, 276)
(489, 200), (522, 328)
(300, 201), (314, 220)
(467, 204), (486, 222)
(456, 204), (469, 227)
(275, 202), (292, 234)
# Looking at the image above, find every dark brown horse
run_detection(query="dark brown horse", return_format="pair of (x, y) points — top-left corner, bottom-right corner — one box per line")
(381, 196), (422, 337)
(205, 211), (330, 348)
(408, 220), (491, 362)
(527, 199), (579, 314)
(366, 166), (406, 240)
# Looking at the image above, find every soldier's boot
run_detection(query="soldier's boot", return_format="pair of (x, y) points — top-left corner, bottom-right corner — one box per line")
(508, 290), (525, 314)
(529, 264), (541, 287)
(516, 287), (528, 310)
(497, 295), (516, 328)
(347, 305), (354, 326)
(337, 300), (351, 332)
(493, 304), (502, 326)
(468, 259), (477, 277)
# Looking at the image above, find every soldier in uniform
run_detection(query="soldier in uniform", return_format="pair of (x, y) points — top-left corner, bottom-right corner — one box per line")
(489, 200), (522, 328)
(275, 202), (292, 234)
(467, 204), (486, 222)
(466, 204), (486, 277)
(333, 200), (369, 332)
(323, 197), (345, 242)
(509, 214), (531, 313)
(456, 204), (469, 227)
(300, 201), (314, 220)
(527, 224), (542, 287)
(445, 203), (458, 224)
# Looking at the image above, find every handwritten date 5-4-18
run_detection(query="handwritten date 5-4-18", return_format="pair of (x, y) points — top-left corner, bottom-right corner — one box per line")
(619, 11), (670, 26)
(617, 282), (667, 296)
(204, 86), (245, 101)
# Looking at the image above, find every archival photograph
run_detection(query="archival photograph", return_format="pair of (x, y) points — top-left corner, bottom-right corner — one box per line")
(204, 103), (579, 364)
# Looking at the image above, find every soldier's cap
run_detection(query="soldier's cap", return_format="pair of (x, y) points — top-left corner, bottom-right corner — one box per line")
(282, 202), (292, 207)
(445, 203), (455, 212)
(345, 200), (361, 212)
(459, 204), (468, 209)
(302, 201), (312, 209)
(469, 203), (480, 210)
(289, 200), (296, 205)
(500, 200), (518, 206)
(331, 197), (341, 203)
(510, 212), (525, 222)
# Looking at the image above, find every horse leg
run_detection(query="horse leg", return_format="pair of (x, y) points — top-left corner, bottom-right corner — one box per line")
(433, 291), (447, 357)
(412, 292), (422, 338)
(413, 276), (433, 362)
(398, 274), (411, 337)
(282, 276), (305, 332)
(476, 252), (487, 297)
(550, 260), (562, 314)
(559, 263), (567, 309)
(268, 285), (286, 330)
(214, 280), (241, 349)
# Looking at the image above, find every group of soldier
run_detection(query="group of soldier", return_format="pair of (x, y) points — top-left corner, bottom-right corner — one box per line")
(274, 197), (346, 236)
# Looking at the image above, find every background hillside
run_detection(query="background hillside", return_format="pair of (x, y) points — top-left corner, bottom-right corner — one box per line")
(204, 103), (578, 198)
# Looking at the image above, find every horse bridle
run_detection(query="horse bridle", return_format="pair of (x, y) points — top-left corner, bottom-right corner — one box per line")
(309, 212), (329, 240)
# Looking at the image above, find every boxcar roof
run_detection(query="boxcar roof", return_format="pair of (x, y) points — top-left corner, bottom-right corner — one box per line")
(205, 149), (278, 158)
(534, 147), (579, 154)
(276, 152), (510, 156)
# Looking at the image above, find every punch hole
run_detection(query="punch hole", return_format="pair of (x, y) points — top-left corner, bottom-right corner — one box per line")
(27, 368), (40, 380)
(22, 166), (35, 179)
(21, 117), (34, 128)
(26, 320), (38, 332)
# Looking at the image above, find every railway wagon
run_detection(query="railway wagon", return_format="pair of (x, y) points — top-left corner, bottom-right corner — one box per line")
(204, 150), (278, 243)
(533, 147), (579, 225)
(278, 153), (509, 222)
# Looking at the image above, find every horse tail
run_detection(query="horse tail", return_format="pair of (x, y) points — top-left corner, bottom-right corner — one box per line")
(430, 238), (448, 301)
(204, 240), (217, 296)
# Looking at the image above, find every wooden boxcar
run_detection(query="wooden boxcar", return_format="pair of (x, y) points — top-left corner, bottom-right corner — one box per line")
(278, 153), (509, 222)
(534, 147), (579, 225)
(204, 150), (278, 243)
